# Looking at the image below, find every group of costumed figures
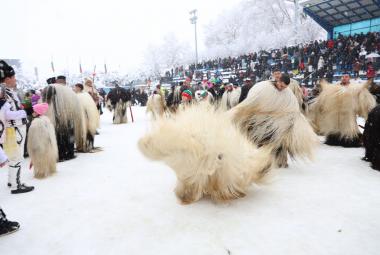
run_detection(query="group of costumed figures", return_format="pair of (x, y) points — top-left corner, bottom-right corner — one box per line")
(0, 60), (101, 193)
(140, 69), (379, 205)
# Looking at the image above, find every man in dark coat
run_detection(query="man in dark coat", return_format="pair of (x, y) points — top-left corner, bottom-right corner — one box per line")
(238, 78), (253, 103)
(363, 104), (380, 171)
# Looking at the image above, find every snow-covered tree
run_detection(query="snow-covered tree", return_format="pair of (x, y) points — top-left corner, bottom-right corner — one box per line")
(203, 0), (326, 59)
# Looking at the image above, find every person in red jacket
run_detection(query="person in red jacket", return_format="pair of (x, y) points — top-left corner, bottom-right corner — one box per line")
(367, 62), (376, 80)
(327, 39), (334, 49)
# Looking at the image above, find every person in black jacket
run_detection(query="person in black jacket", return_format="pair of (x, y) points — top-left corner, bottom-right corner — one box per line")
(363, 104), (380, 171)
(238, 78), (253, 103)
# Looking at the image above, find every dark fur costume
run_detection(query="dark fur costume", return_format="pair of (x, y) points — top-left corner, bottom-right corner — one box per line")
(107, 87), (131, 123)
(43, 86), (75, 161)
(363, 105), (380, 171)
(107, 87), (131, 106)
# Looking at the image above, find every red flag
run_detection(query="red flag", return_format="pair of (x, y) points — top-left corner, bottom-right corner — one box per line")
(79, 63), (83, 74)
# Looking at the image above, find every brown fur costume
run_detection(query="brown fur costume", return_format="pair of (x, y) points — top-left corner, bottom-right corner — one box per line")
(230, 80), (318, 168)
(27, 115), (58, 178)
(138, 103), (273, 204)
(308, 80), (376, 147)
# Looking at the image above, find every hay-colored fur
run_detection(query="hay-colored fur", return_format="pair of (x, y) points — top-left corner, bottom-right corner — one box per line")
(288, 79), (307, 114)
(76, 92), (100, 152)
(146, 94), (165, 120)
(220, 88), (241, 110)
(138, 103), (273, 204)
(107, 98), (128, 124)
(27, 116), (58, 179)
(230, 80), (318, 167)
(308, 80), (376, 141)
(43, 84), (85, 152)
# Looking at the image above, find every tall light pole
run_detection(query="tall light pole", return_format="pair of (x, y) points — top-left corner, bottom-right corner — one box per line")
(286, 0), (300, 44)
(189, 9), (198, 66)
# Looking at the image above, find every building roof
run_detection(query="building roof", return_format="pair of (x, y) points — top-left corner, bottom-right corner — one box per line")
(301, 0), (380, 30)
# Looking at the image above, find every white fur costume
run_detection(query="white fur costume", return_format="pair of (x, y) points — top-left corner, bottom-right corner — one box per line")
(146, 93), (165, 120)
(220, 88), (241, 110)
(230, 80), (318, 167)
(43, 84), (84, 161)
(76, 91), (100, 152)
(139, 103), (273, 204)
(27, 115), (58, 178)
(308, 80), (376, 147)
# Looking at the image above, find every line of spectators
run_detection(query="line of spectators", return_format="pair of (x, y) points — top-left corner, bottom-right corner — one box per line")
(165, 32), (380, 86)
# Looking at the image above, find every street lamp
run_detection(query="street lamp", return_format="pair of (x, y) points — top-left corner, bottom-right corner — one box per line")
(189, 9), (198, 67)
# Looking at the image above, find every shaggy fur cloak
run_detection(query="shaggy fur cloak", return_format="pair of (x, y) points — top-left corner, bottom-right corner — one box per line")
(76, 92), (100, 152)
(138, 103), (273, 204)
(146, 93), (166, 120)
(27, 115), (58, 178)
(106, 87), (131, 124)
(308, 80), (376, 147)
(43, 84), (84, 161)
(230, 80), (318, 168)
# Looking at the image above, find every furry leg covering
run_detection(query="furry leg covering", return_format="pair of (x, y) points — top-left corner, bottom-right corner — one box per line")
(113, 100), (128, 124)
(27, 116), (58, 178)
(138, 103), (273, 204)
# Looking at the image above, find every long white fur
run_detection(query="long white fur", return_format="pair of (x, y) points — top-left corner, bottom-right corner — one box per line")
(138, 103), (273, 204)
(308, 80), (376, 139)
(44, 84), (85, 152)
(220, 88), (241, 110)
(76, 92), (100, 152)
(27, 116), (58, 179)
(107, 98), (128, 124)
(230, 80), (318, 166)
(288, 79), (307, 114)
(146, 94), (165, 120)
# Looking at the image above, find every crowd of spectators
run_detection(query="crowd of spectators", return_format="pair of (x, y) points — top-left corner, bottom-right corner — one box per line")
(164, 32), (380, 87)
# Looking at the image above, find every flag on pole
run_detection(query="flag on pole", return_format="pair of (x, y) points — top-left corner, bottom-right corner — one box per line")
(51, 61), (55, 73)
(79, 62), (83, 74)
(34, 67), (39, 80)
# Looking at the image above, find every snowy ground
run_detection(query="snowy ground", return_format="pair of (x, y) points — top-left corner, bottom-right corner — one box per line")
(1, 107), (380, 255)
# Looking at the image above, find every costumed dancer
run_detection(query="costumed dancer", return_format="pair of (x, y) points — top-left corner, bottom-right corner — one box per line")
(220, 83), (240, 110)
(230, 74), (318, 168)
(0, 147), (20, 236)
(363, 104), (380, 171)
(138, 102), (273, 204)
(84, 78), (102, 115)
(74, 84), (100, 152)
(43, 84), (84, 161)
(146, 90), (166, 120)
(27, 103), (58, 178)
(0, 60), (34, 193)
(194, 89), (213, 104)
(106, 85), (131, 124)
(308, 77), (376, 147)
(272, 68), (307, 114)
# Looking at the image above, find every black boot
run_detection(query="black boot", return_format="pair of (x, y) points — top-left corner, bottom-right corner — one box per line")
(11, 184), (34, 194)
(0, 209), (20, 237)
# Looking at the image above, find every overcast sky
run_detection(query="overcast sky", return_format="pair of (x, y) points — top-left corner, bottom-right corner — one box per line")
(0, 0), (237, 79)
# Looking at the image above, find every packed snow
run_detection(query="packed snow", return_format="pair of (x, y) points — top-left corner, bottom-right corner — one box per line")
(0, 107), (379, 255)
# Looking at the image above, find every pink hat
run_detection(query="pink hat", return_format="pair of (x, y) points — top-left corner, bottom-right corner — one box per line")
(33, 103), (49, 116)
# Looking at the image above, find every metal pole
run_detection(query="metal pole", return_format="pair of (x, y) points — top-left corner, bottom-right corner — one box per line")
(190, 9), (198, 67)
(195, 19), (198, 65)
(294, 0), (299, 44)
